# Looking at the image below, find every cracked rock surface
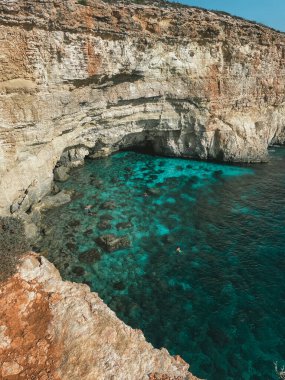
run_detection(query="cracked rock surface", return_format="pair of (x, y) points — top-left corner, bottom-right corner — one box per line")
(0, 0), (285, 214)
(0, 253), (200, 380)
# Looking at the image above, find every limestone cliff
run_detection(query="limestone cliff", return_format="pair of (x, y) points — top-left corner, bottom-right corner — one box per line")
(0, 0), (285, 214)
(0, 253), (199, 380)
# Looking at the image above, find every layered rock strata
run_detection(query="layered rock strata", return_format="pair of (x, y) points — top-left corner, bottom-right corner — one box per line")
(0, 253), (199, 380)
(0, 0), (285, 215)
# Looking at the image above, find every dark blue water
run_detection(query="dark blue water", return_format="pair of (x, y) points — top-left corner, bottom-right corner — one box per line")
(39, 148), (285, 380)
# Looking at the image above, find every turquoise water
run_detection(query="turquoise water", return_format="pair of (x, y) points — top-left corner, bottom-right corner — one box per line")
(39, 149), (285, 380)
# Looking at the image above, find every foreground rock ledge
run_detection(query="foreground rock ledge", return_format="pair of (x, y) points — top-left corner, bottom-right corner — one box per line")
(0, 253), (200, 380)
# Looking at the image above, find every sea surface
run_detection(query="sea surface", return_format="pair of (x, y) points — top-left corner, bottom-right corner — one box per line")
(39, 148), (285, 380)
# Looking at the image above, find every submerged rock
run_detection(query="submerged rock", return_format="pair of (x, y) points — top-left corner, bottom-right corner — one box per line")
(90, 178), (103, 189)
(100, 201), (116, 210)
(213, 170), (223, 179)
(116, 221), (133, 230)
(79, 249), (101, 264)
(110, 176), (120, 184)
(100, 214), (113, 221)
(96, 234), (131, 252)
(72, 266), (85, 276)
(146, 188), (161, 196)
(83, 229), (93, 236)
(66, 242), (76, 251)
(71, 191), (84, 201)
(188, 176), (199, 185)
(97, 221), (111, 230)
(113, 281), (126, 291)
(87, 212), (97, 217)
(68, 220), (80, 227)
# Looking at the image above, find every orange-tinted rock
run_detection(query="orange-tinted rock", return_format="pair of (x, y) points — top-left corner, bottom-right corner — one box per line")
(0, 253), (200, 380)
(0, 0), (285, 215)
(0, 256), (62, 379)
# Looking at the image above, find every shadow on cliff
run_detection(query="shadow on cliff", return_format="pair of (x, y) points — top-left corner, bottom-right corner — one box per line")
(0, 217), (30, 281)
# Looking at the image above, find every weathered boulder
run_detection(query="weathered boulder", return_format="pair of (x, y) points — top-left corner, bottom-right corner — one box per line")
(58, 147), (89, 168)
(32, 190), (73, 212)
(54, 167), (70, 182)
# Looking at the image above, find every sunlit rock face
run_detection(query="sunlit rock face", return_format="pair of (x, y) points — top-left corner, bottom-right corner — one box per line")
(0, 253), (198, 380)
(0, 0), (285, 214)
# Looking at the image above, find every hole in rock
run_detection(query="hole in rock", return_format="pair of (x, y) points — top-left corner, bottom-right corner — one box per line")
(120, 138), (156, 155)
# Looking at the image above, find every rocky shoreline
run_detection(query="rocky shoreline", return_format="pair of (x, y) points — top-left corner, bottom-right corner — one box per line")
(1, 0), (285, 378)
(0, 174), (202, 379)
(0, 253), (200, 380)
(1, 0), (285, 216)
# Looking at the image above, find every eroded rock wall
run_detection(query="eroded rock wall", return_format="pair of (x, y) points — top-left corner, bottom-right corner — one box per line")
(0, 0), (285, 214)
(0, 253), (199, 380)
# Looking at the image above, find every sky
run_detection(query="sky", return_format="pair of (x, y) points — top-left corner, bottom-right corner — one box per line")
(170, 0), (285, 32)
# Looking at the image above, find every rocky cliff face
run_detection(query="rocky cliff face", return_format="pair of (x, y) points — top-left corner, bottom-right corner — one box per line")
(0, 0), (285, 214)
(0, 253), (199, 380)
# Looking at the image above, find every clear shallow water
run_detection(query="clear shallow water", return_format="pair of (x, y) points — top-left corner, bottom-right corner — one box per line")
(39, 149), (285, 380)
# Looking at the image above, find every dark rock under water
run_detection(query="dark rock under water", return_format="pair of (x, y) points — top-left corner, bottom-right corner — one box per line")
(39, 150), (285, 380)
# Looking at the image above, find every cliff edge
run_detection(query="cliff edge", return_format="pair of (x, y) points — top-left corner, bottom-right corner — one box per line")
(0, 253), (200, 380)
(0, 0), (285, 215)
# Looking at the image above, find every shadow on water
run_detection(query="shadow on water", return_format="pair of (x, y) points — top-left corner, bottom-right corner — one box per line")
(38, 148), (285, 380)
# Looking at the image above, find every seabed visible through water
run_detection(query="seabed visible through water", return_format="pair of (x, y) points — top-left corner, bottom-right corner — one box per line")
(38, 149), (285, 380)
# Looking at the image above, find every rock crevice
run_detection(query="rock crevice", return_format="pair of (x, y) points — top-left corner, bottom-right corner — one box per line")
(0, 0), (284, 215)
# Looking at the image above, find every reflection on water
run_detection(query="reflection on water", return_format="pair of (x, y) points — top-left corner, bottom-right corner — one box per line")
(39, 149), (285, 380)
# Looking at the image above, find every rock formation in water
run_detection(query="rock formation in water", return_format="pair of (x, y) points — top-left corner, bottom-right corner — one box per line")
(0, 253), (199, 380)
(0, 0), (285, 215)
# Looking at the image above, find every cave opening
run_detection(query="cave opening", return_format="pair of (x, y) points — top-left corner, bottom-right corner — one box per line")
(119, 138), (157, 155)
(53, 130), (177, 179)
